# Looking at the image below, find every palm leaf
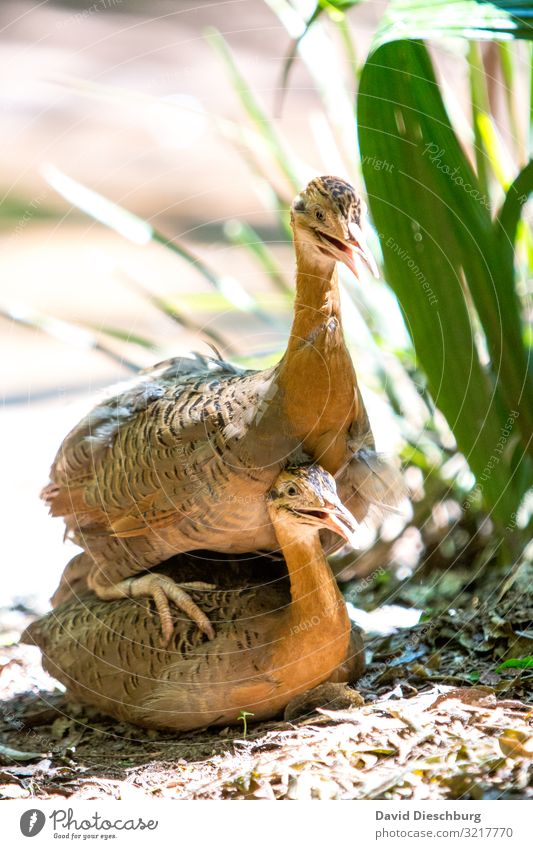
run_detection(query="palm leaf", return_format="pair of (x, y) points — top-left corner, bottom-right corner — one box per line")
(374, 0), (533, 46)
(358, 38), (533, 521)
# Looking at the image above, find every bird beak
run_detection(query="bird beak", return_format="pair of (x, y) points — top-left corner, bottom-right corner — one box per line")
(320, 500), (360, 549)
(346, 221), (379, 279)
(289, 496), (360, 549)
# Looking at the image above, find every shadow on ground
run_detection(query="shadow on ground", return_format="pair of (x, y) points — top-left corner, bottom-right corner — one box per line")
(1, 581), (532, 801)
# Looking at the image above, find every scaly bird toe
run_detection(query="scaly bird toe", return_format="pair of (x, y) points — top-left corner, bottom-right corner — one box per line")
(149, 578), (216, 646)
(93, 574), (216, 646)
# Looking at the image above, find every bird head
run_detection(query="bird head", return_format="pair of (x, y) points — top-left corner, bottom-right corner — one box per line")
(290, 176), (378, 279)
(267, 464), (359, 548)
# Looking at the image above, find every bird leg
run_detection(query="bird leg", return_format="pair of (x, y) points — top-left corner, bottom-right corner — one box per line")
(91, 574), (216, 646)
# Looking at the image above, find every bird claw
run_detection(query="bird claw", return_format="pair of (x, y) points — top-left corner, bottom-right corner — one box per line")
(152, 578), (216, 646)
(94, 574), (216, 646)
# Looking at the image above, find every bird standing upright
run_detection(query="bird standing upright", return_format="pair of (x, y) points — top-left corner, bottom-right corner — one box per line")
(27, 465), (362, 731)
(42, 176), (401, 642)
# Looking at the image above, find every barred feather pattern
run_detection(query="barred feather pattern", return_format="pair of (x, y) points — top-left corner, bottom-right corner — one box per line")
(41, 177), (404, 601)
(22, 554), (364, 731)
(42, 353), (400, 589)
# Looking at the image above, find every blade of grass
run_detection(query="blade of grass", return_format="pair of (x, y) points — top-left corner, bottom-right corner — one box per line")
(274, 0), (362, 109)
(41, 164), (279, 330)
(530, 42), (533, 154)
(497, 42), (523, 159)
(206, 28), (302, 193)
(115, 269), (239, 357)
(223, 219), (292, 296)
(476, 111), (515, 188)
(0, 303), (140, 372)
(46, 72), (297, 237)
(468, 41), (491, 201)
(494, 158), (533, 265)
(265, 0), (360, 171)
(336, 13), (359, 78)
(83, 324), (159, 351)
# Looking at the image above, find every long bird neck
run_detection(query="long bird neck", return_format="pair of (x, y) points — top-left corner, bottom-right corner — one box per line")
(270, 518), (350, 682)
(277, 239), (359, 472)
(288, 245), (343, 350)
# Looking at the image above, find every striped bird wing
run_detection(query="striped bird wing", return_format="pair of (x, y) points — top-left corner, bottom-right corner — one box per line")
(40, 353), (273, 536)
(22, 584), (285, 726)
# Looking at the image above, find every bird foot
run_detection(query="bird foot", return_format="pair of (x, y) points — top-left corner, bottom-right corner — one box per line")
(94, 574), (216, 646)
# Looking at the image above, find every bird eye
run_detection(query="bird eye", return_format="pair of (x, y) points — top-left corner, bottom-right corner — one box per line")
(315, 209), (325, 222)
(286, 485), (298, 496)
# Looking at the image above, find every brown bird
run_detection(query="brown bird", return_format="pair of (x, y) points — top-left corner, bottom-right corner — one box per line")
(26, 465), (364, 732)
(42, 175), (401, 642)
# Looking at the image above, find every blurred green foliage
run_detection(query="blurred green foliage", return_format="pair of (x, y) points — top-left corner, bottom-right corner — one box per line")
(2, 0), (532, 567)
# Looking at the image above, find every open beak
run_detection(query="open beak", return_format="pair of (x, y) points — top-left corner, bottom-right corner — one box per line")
(347, 221), (379, 279)
(316, 223), (379, 280)
(296, 501), (360, 549)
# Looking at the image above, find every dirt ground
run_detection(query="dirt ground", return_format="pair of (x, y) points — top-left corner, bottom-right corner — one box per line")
(1, 569), (532, 801)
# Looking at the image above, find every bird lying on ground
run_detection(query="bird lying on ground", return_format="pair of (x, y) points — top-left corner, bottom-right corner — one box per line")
(42, 175), (402, 643)
(26, 465), (364, 732)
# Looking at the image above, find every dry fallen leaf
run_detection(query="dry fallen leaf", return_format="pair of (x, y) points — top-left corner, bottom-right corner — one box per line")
(429, 687), (495, 709)
(498, 730), (533, 759)
(0, 783), (30, 799)
(0, 743), (45, 764)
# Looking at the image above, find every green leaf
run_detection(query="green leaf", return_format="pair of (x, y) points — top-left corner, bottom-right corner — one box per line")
(495, 159), (533, 257)
(374, 0), (533, 49)
(496, 656), (533, 671)
(497, 42), (523, 159)
(358, 40), (531, 520)
(85, 325), (158, 351)
(467, 41), (491, 199)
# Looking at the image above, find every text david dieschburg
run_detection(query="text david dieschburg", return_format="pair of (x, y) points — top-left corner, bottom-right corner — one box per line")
(376, 811), (481, 824)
